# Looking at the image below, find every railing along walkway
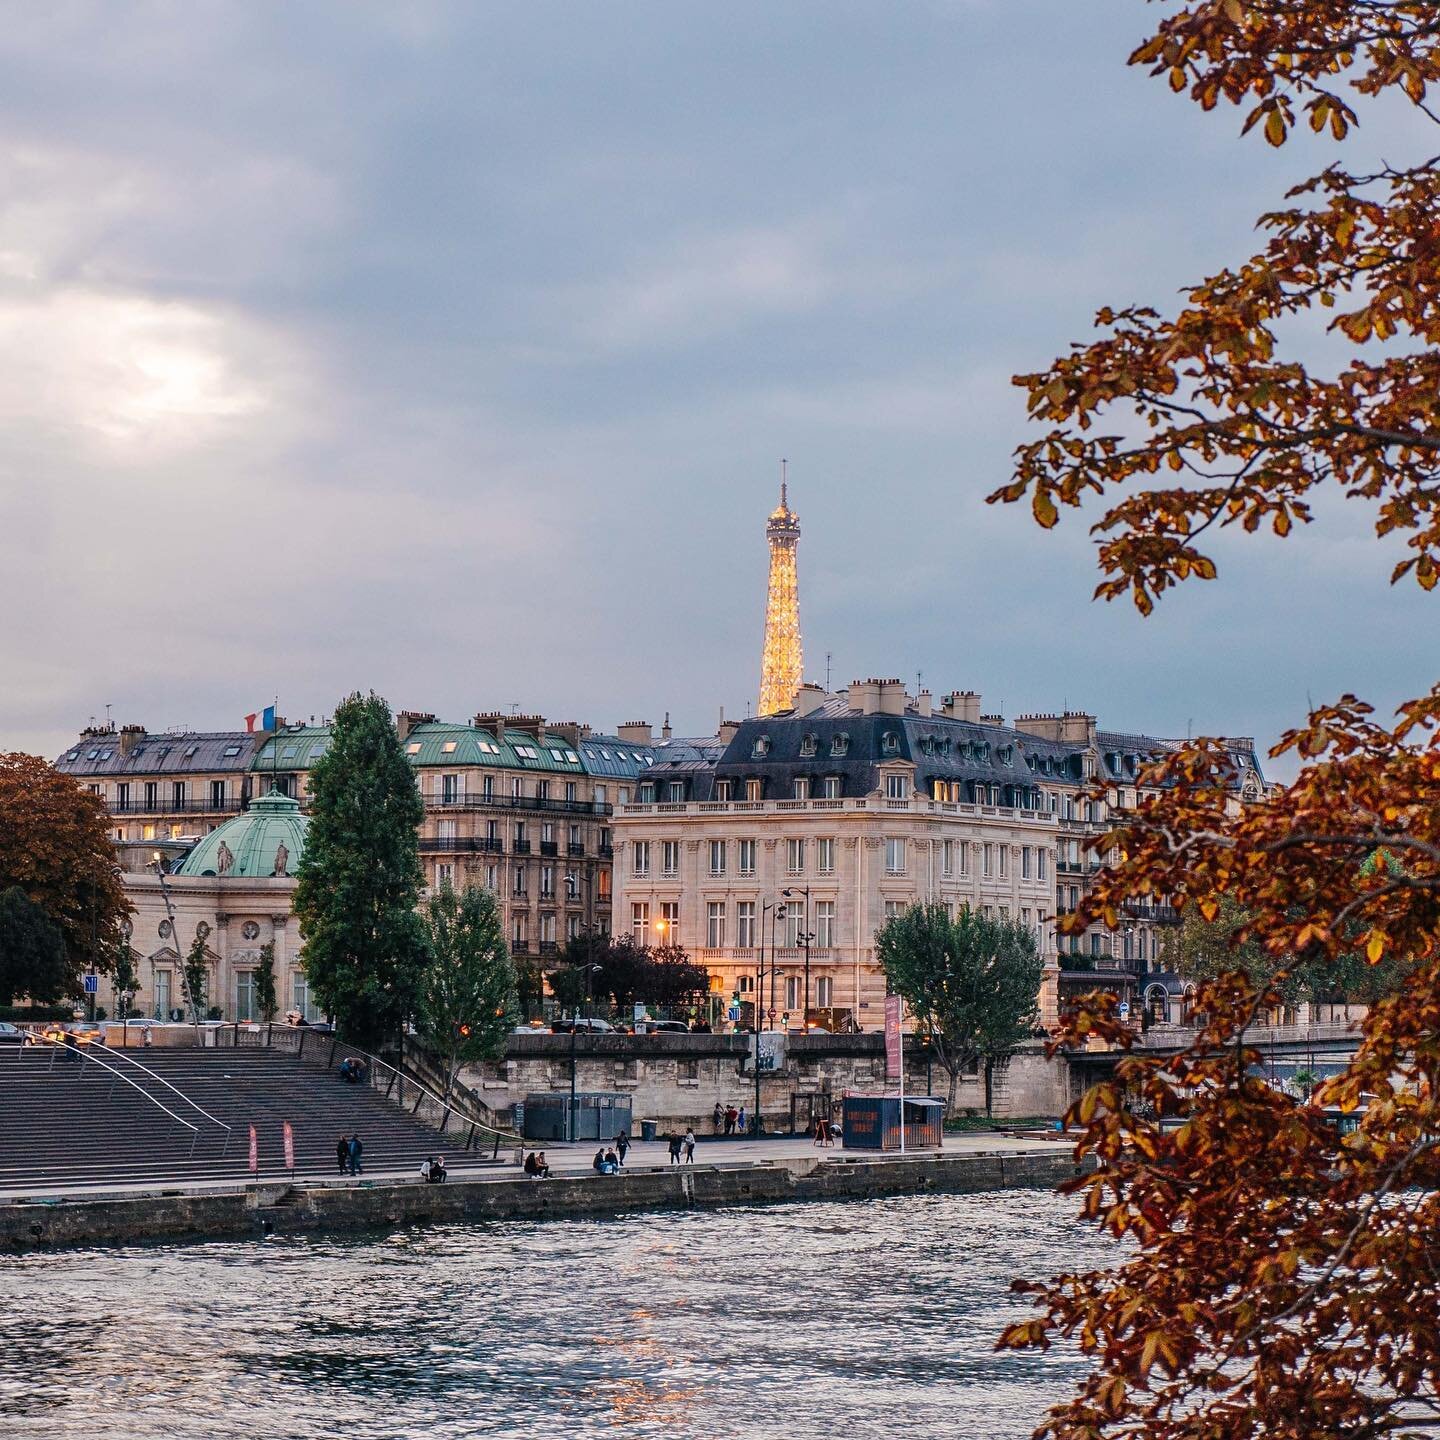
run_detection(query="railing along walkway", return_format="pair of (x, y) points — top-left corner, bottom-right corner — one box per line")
(18, 1041), (203, 1154)
(212, 1024), (517, 1156)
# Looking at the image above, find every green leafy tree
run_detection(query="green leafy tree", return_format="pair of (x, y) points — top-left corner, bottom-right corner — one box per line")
(0, 886), (68, 1006)
(181, 932), (210, 1026)
(294, 693), (426, 1048)
(111, 942), (139, 1020)
(416, 884), (518, 1099)
(875, 903), (1043, 1116)
(253, 941), (278, 1023)
(0, 752), (131, 992)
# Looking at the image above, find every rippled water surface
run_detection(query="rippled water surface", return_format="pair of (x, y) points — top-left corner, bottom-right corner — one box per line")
(1, 1191), (1107, 1439)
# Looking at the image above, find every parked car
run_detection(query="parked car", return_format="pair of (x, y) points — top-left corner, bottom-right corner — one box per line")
(550, 1017), (614, 1034)
(640, 1020), (691, 1035)
(512, 1023), (552, 1035)
(0, 1022), (24, 1045)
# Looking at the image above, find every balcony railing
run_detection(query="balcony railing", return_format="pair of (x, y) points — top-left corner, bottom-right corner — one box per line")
(539, 841), (558, 857)
(107, 798), (245, 817)
(623, 796), (1055, 823)
(419, 836), (506, 854)
(1122, 902), (1181, 925)
(512, 840), (531, 855)
(567, 842), (584, 856)
(425, 794), (611, 817)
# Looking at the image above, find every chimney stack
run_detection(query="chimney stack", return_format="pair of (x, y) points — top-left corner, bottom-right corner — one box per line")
(617, 721), (653, 746)
(118, 724), (146, 758)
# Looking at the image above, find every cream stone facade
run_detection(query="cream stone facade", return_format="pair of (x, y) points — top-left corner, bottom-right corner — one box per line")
(615, 785), (1062, 1031)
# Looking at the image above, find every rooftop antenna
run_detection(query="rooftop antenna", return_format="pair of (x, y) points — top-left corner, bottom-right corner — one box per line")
(104, 703), (112, 728)
(510, 701), (520, 716)
(780, 457), (787, 508)
(825, 651), (832, 691)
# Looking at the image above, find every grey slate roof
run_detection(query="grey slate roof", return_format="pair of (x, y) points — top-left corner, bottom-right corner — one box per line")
(55, 731), (262, 777)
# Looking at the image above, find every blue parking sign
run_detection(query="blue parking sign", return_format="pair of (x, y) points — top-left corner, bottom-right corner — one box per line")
(83, 974), (98, 995)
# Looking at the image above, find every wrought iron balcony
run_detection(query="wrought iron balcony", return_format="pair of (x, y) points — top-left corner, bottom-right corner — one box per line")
(512, 840), (531, 855)
(539, 841), (558, 857)
(424, 794), (611, 817)
(567, 842), (585, 857)
(419, 836), (506, 854)
(107, 798), (245, 817)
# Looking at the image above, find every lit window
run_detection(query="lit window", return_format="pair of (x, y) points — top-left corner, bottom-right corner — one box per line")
(407, 742), (422, 755)
(442, 741), (457, 753)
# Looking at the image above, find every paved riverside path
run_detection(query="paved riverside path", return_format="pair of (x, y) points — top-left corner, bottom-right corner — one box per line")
(0, 1131), (1071, 1205)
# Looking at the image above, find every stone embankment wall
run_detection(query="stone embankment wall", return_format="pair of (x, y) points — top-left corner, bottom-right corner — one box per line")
(461, 1034), (1075, 1131)
(1, 1148), (1089, 1251)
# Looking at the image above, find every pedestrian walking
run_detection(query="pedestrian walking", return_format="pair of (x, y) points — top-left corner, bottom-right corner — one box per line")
(336, 1134), (349, 1176)
(683, 1128), (696, 1164)
(667, 1134), (682, 1165)
(814, 1116), (826, 1146)
(712, 1102), (724, 1133)
(724, 1104), (738, 1135)
(142, 1026), (153, 1050)
(615, 1132), (630, 1166)
(347, 1133), (363, 1176)
(737, 1104), (747, 1134)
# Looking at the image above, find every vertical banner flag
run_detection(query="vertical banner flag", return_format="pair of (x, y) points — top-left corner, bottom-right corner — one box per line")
(248, 1124), (258, 1174)
(884, 994), (902, 1080)
(282, 1120), (295, 1174)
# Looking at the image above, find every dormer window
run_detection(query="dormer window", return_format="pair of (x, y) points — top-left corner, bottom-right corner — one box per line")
(714, 779), (732, 801)
(793, 777), (810, 800)
(881, 732), (900, 756)
(998, 745), (1014, 766)
(799, 733), (818, 757)
(753, 735), (771, 758)
(886, 774), (908, 800)
(919, 736), (935, 756)
(831, 733), (849, 757)
(638, 783), (655, 803)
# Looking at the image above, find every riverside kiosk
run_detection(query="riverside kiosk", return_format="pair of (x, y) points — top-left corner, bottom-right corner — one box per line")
(841, 1095), (944, 1151)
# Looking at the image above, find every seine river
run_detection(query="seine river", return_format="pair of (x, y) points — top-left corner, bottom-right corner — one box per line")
(1, 1190), (1107, 1439)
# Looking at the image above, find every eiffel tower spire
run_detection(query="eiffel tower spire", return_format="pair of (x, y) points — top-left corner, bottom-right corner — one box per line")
(758, 463), (802, 716)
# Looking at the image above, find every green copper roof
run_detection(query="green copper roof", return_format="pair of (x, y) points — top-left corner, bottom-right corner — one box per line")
(400, 722), (586, 771)
(251, 726), (331, 772)
(178, 788), (309, 879)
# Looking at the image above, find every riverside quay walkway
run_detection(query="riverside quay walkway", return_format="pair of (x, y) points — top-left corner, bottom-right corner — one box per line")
(0, 1133), (1082, 1250)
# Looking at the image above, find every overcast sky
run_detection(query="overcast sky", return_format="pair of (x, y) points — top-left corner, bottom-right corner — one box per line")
(1, 2), (1431, 776)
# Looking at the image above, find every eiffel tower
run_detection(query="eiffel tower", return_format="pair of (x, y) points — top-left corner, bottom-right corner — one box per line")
(758, 470), (802, 716)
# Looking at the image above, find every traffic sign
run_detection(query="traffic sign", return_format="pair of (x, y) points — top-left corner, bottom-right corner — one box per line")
(1118, 1001), (1131, 1018)
(83, 974), (98, 995)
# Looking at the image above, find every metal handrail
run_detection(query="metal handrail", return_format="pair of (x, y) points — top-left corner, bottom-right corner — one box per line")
(219, 1024), (518, 1154)
(30, 1040), (201, 1151)
(96, 1045), (233, 1146)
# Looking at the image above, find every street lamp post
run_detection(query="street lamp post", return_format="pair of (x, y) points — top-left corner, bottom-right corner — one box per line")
(567, 961), (603, 1141)
(782, 887), (812, 1034)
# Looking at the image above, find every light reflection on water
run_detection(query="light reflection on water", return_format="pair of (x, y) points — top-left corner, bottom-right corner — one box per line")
(0, 1190), (1105, 1439)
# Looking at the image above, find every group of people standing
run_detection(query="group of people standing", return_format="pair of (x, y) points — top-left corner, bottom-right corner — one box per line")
(667, 1128), (697, 1164)
(335, 1133), (363, 1175)
(712, 1103), (747, 1135)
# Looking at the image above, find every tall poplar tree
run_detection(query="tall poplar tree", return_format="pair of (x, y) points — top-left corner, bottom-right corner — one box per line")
(294, 693), (425, 1048)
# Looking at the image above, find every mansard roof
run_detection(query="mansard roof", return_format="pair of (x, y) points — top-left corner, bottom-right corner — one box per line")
(55, 730), (262, 777)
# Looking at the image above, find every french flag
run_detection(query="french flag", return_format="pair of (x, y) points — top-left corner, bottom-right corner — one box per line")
(244, 705), (277, 734)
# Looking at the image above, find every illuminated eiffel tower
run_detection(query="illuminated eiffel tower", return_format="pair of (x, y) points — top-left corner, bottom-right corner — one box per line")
(758, 467), (803, 716)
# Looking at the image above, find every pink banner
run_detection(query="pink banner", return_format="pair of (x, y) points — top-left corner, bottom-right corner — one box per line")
(282, 1120), (295, 1172)
(884, 994), (902, 1080)
(248, 1124), (258, 1173)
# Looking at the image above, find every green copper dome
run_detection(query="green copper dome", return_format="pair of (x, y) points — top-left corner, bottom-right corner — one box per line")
(179, 788), (309, 879)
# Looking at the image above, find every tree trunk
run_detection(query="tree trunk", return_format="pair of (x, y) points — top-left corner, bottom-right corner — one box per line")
(983, 1058), (994, 1118)
(946, 1064), (960, 1117)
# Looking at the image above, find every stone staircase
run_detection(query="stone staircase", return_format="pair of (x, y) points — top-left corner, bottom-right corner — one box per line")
(0, 1044), (502, 1192)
